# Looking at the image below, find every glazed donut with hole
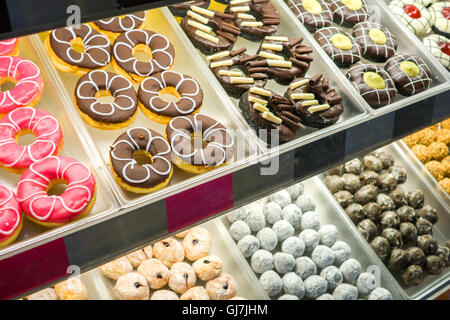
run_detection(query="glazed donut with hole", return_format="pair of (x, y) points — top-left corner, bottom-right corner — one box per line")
(138, 71), (203, 124)
(109, 127), (173, 194)
(0, 38), (19, 56)
(46, 24), (111, 76)
(0, 183), (23, 248)
(74, 70), (137, 130)
(0, 107), (63, 174)
(0, 56), (43, 116)
(17, 156), (96, 227)
(166, 114), (234, 174)
(112, 30), (175, 83)
(91, 11), (147, 41)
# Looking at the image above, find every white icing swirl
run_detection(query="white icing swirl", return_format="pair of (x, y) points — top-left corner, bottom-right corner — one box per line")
(96, 13), (146, 32)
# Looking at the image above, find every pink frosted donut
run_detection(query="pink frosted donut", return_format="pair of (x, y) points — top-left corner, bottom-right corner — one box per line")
(0, 183), (23, 247)
(17, 156), (96, 226)
(0, 38), (18, 56)
(0, 56), (43, 115)
(0, 107), (63, 173)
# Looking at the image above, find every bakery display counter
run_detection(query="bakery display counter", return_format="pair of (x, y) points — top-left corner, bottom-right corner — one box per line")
(0, 0), (448, 300)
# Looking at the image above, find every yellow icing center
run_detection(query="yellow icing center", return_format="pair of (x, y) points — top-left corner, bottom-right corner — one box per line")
(303, 0), (323, 14)
(330, 33), (353, 50)
(363, 72), (386, 89)
(400, 61), (420, 77)
(369, 28), (387, 45)
(343, 0), (362, 10)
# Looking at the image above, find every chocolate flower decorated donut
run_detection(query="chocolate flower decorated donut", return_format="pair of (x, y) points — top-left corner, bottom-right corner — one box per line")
(91, 11), (147, 40)
(166, 114), (234, 174)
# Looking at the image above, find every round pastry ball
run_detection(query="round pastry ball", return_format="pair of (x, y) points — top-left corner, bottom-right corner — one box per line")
(99, 256), (133, 280)
(378, 173), (397, 192)
(316, 293), (335, 300)
(416, 205), (438, 224)
(333, 283), (358, 300)
(183, 228), (211, 261)
(263, 202), (283, 225)
(425, 255), (445, 275)
(137, 258), (170, 289)
(299, 229), (320, 252)
(382, 228), (403, 248)
(407, 246), (426, 267)
(259, 270), (283, 297)
(389, 187), (408, 207)
(402, 265), (424, 286)
(150, 290), (179, 300)
(245, 208), (266, 232)
(354, 185), (378, 205)
(416, 217), (433, 235)
(238, 235), (260, 258)
(295, 256), (317, 280)
(340, 258), (361, 282)
(326, 165), (343, 176)
(417, 234), (438, 255)
(286, 182), (304, 200)
(269, 190), (292, 208)
(399, 222), (418, 243)
(380, 211), (401, 229)
(282, 204), (302, 229)
(192, 255), (223, 281)
(370, 237), (392, 261)
(389, 165), (407, 184)
(320, 265), (343, 291)
(388, 248), (411, 271)
(54, 278), (88, 300)
(257, 227), (278, 251)
(113, 272), (149, 300)
(318, 224), (339, 247)
(229, 220), (251, 241)
(397, 205), (416, 223)
(272, 220), (295, 241)
(360, 170), (379, 186)
(437, 245), (450, 267)
(377, 193), (395, 211)
(168, 262), (196, 294)
(331, 241), (352, 266)
(356, 272), (377, 296)
(363, 155), (383, 172)
(282, 237), (305, 258)
(282, 272), (305, 299)
(374, 151), (395, 169)
(180, 286), (210, 300)
(278, 294), (299, 300)
(206, 273), (237, 300)
(126, 247), (152, 268)
(251, 249), (274, 274)
(357, 219), (378, 241)
(345, 203), (365, 224)
(406, 190), (425, 209)
(363, 202), (381, 221)
(27, 288), (58, 300)
(311, 245), (336, 269)
(227, 207), (248, 224)
(301, 211), (321, 231)
(342, 173), (362, 194)
(274, 252), (296, 274)
(344, 159), (363, 175)
(325, 175), (344, 193)
(368, 287), (392, 300)
(304, 275), (328, 299)
(296, 195), (316, 213)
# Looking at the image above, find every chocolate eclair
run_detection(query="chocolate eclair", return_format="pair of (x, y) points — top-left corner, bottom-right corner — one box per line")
(285, 73), (344, 128)
(181, 5), (240, 54)
(207, 48), (267, 98)
(252, 35), (313, 85)
(169, 0), (209, 17)
(239, 87), (301, 142)
(226, 0), (279, 41)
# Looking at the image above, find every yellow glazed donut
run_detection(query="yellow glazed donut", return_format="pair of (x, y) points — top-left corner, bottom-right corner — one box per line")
(192, 255), (224, 281)
(99, 256), (133, 280)
(126, 245), (153, 268)
(152, 237), (185, 267)
(205, 273), (237, 300)
(168, 262), (197, 294)
(54, 278), (88, 300)
(27, 288), (58, 300)
(151, 290), (179, 300)
(180, 286), (210, 300)
(113, 272), (149, 300)
(137, 258), (170, 289)
(183, 227), (211, 261)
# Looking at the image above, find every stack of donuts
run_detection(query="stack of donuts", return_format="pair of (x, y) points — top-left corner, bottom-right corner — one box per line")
(0, 38), (97, 248)
(174, 2), (346, 143)
(99, 226), (246, 300)
(45, 11), (235, 194)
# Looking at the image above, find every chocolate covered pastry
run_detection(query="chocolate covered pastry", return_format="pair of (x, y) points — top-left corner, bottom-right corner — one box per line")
(334, 190), (353, 208)
(415, 205), (438, 224)
(397, 205), (416, 223)
(400, 222), (418, 243)
(382, 227), (403, 248)
(402, 265), (424, 286)
(226, 0), (279, 40)
(363, 202), (381, 221)
(362, 155), (383, 172)
(255, 36), (313, 85)
(374, 151), (395, 169)
(326, 164), (343, 176)
(208, 48), (266, 98)
(344, 159), (363, 175)
(425, 255), (445, 275)
(417, 235), (438, 255)
(388, 248), (410, 271)
(357, 219), (377, 241)
(354, 184), (377, 205)
(385, 55), (432, 96)
(407, 247), (426, 267)
(416, 217), (433, 235)
(325, 175), (344, 193)
(436, 245), (450, 267)
(169, 0), (209, 17)
(388, 165), (407, 184)
(370, 236), (391, 261)
(352, 22), (397, 61)
(342, 173), (361, 194)
(380, 211), (401, 230)
(377, 193), (395, 211)
(181, 6), (240, 54)
(286, 0), (333, 31)
(285, 73), (344, 127)
(378, 173), (398, 192)
(389, 187), (408, 207)
(345, 203), (364, 224)
(346, 62), (397, 108)
(315, 27), (361, 67)
(407, 190), (425, 209)
(359, 170), (379, 186)
(328, 0), (371, 26)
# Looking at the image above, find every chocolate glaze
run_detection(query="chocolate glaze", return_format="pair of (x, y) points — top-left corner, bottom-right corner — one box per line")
(285, 73), (344, 128)
(93, 11), (146, 33)
(353, 22), (397, 61)
(166, 114), (234, 167)
(329, 0), (371, 26)
(113, 30), (175, 78)
(226, 0), (279, 40)
(346, 62), (397, 108)
(75, 70), (137, 124)
(110, 128), (172, 189)
(169, 1), (209, 16)
(138, 71), (203, 117)
(50, 24), (111, 69)
(286, 0), (333, 31)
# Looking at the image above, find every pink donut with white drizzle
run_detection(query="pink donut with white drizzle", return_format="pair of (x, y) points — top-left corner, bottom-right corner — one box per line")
(0, 38), (19, 56)
(0, 56), (43, 115)
(0, 183), (23, 247)
(0, 107), (63, 173)
(17, 156), (96, 227)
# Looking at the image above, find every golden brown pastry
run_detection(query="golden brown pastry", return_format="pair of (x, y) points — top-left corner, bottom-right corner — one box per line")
(54, 278), (88, 300)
